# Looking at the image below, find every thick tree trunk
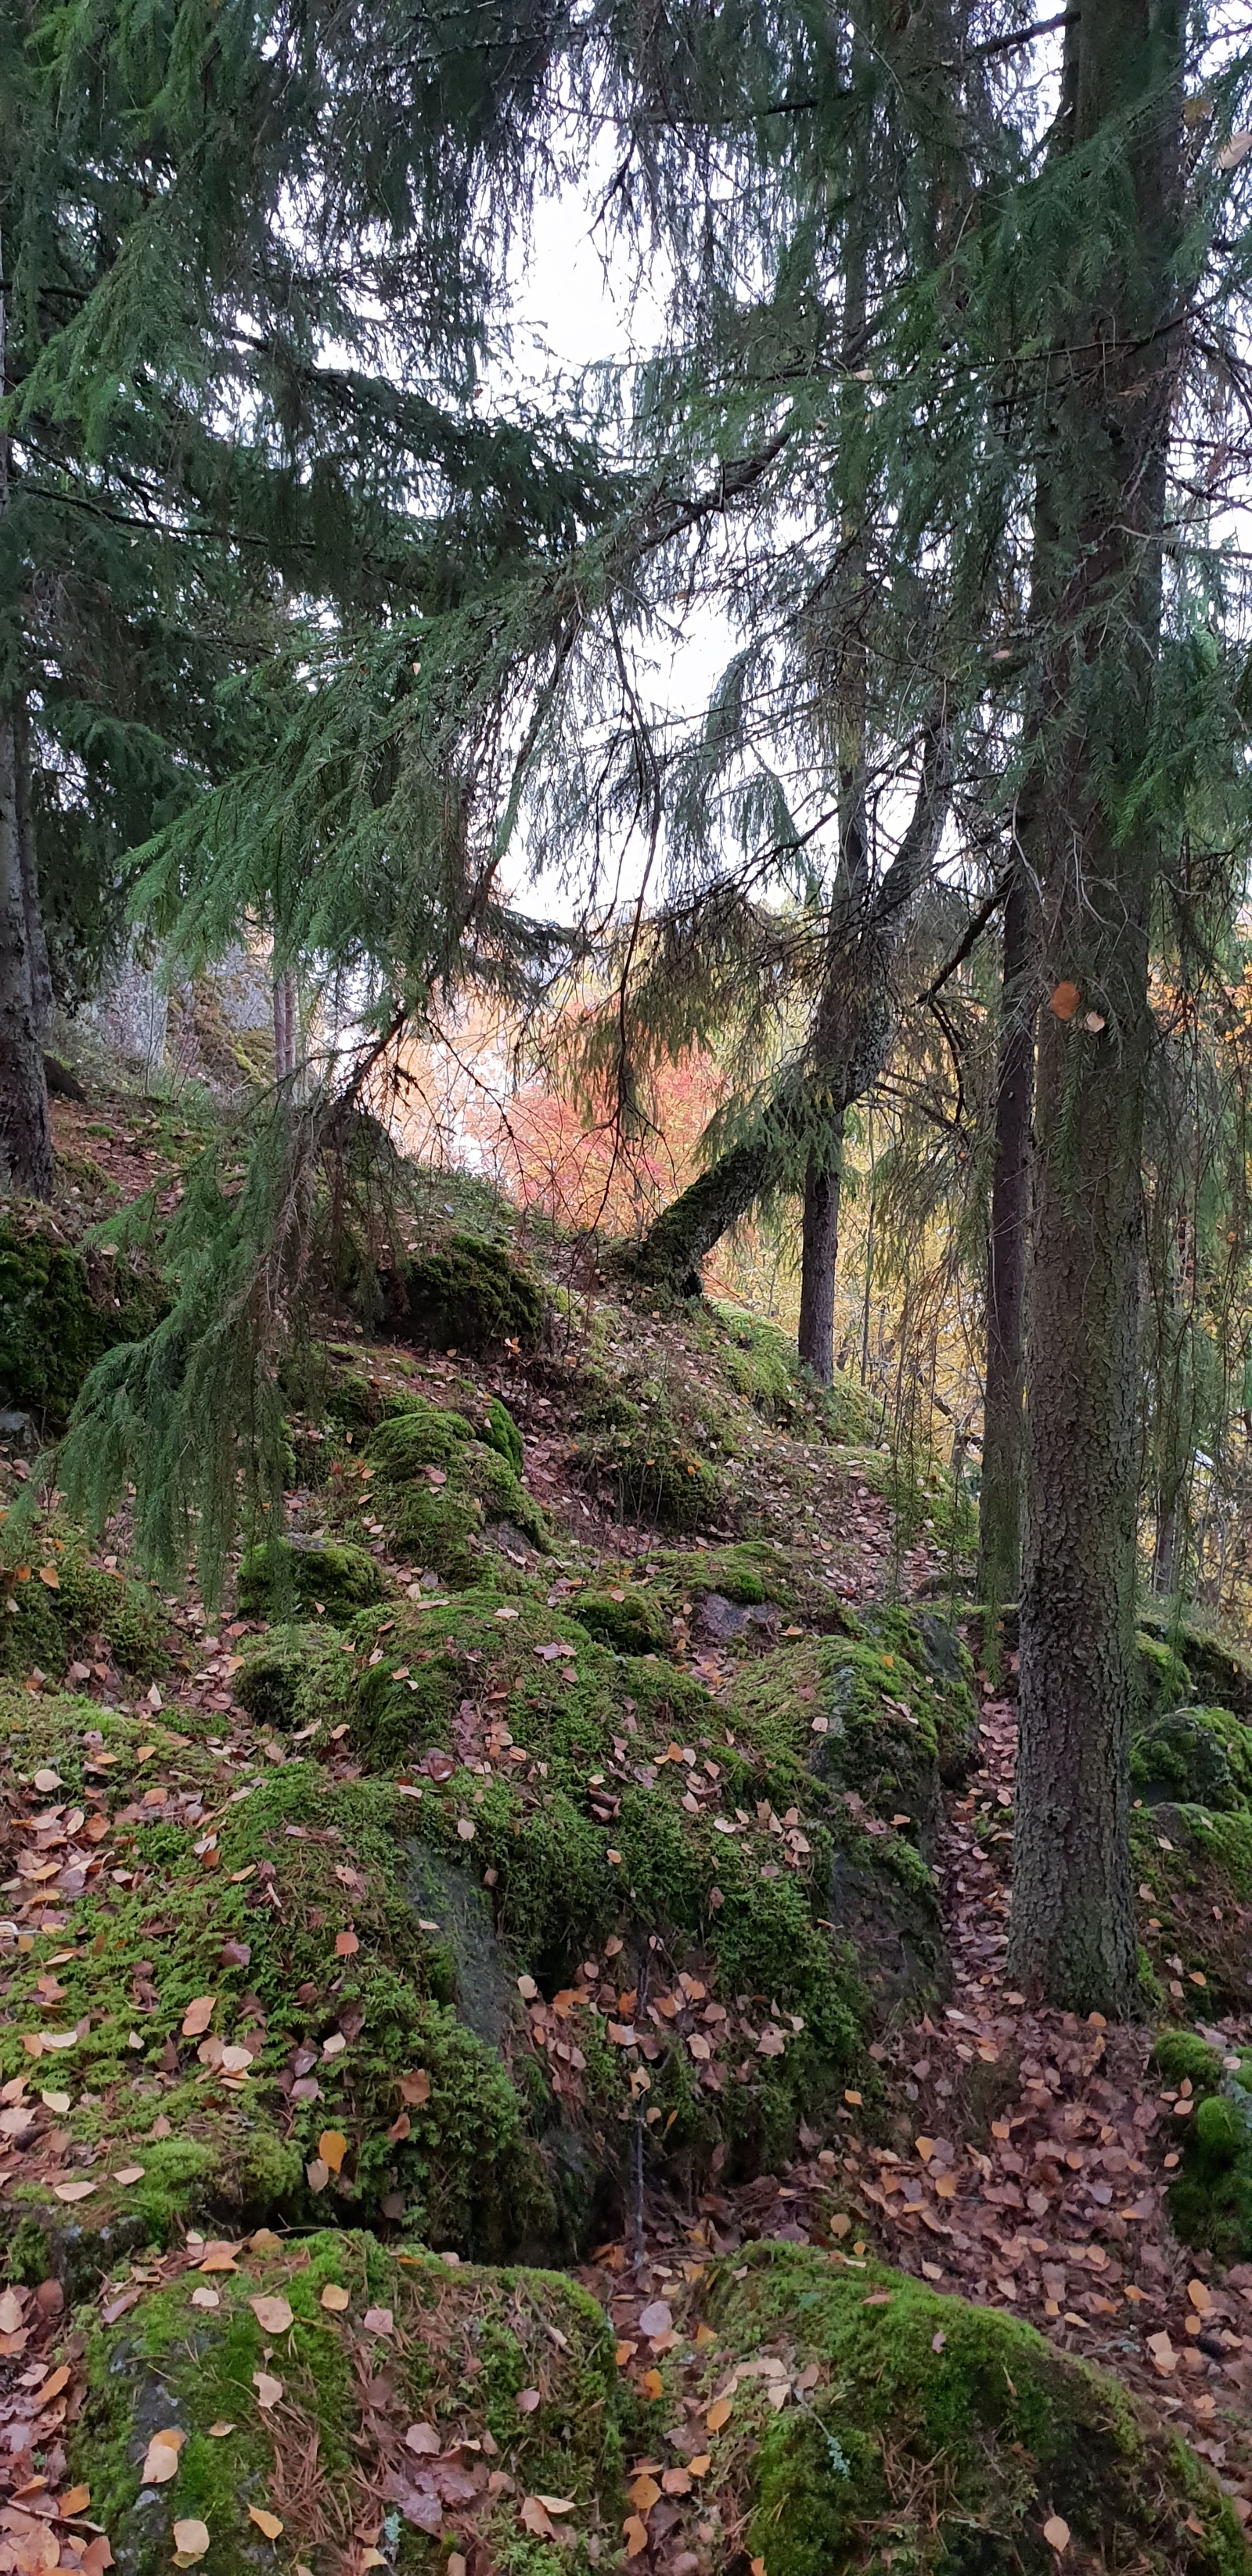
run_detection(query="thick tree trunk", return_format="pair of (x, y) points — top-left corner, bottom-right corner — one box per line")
(1007, 0), (1185, 2015)
(0, 706), (54, 1195)
(977, 860), (1034, 1616)
(797, 1118), (844, 1382)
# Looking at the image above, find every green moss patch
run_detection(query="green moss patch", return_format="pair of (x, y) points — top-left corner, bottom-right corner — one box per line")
(1131, 1704), (1252, 1811)
(236, 1537), (388, 1620)
(680, 2243), (1248, 2575)
(362, 1396), (548, 1584)
(73, 2230), (623, 2576)
(0, 1216), (165, 1430)
(1132, 1801), (1252, 2009)
(400, 1232), (547, 1355)
(0, 1519), (167, 1681)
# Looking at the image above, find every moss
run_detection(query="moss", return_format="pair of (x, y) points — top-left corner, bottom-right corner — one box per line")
(1131, 1704), (1252, 1811)
(482, 1393), (524, 1474)
(234, 1620), (358, 1732)
(1150, 2030), (1225, 2094)
(0, 1216), (165, 1429)
(1136, 1608), (1252, 1719)
(0, 1523), (167, 1680)
(1131, 1802), (1252, 2007)
(363, 1398), (548, 1584)
(577, 1419), (727, 1531)
(1135, 1630), (1194, 1722)
(699, 2243), (1247, 2576)
(401, 1232), (546, 1355)
(72, 2232), (624, 2576)
(235, 1537), (388, 1619)
(0, 1706), (553, 2260)
(564, 1585), (670, 1655)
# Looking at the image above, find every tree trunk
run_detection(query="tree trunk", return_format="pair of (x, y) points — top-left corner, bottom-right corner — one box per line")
(797, 1119), (844, 1382)
(634, 1136), (773, 1290)
(14, 699), (52, 1038)
(977, 859), (1034, 1617)
(0, 236), (52, 1195)
(0, 706), (54, 1195)
(1007, 0), (1185, 2016)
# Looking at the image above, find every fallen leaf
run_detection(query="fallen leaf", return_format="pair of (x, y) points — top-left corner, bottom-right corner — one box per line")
(53, 2179), (96, 2203)
(405, 2423), (440, 2455)
(181, 1994), (215, 2038)
(538, 2496), (576, 2517)
(191, 2288), (221, 2311)
(363, 2306), (394, 2336)
(306, 2159), (329, 2192)
(172, 2521), (209, 2562)
(639, 2367), (664, 2399)
(1043, 2517), (1070, 2555)
(253, 2371), (283, 2410)
(141, 2430), (185, 2484)
(639, 2299), (672, 2337)
(318, 2129), (347, 2175)
(624, 2513), (649, 2558)
(250, 2294), (293, 2334)
(321, 2282), (351, 2311)
(113, 2164), (144, 2185)
(706, 2395), (733, 2432)
(246, 2507), (284, 2540)
(521, 2498), (556, 2540)
(516, 2388), (541, 2415)
(629, 2473), (661, 2511)
(56, 2487), (91, 2517)
(401, 2068), (431, 2106)
(335, 1930), (358, 1957)
(207, 2422), (235, 2438)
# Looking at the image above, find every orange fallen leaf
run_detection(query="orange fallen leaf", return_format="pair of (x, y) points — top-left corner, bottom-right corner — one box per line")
(628, 2474), (661, 2512)
(172, 2520), (209, 2562)
(250, 2294), (293, 2334)
(318, 2129), (347, 2175)
(520, 2498), (556, 2540)
(253, 2371), (283, 2409)
(56, 2488), (90, 2519)
(706, 2395), (733, 2432)
(247, 2507), (284, 2540)
(141, 2429), (185, 2484)
(181, 1994), (215, 2038)
(320, 2283), (350, 2312)
(335, 1930), (358, 1957)
(639, 2368), (664, 2399)
(624, 2515), (649, 2559)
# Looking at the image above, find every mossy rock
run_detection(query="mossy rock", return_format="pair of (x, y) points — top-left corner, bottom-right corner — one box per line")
(685, 2243), (1249, 2575)
(645, 1537), (862, 1637)
(401, 1231), (546, 1355)
(234, 1619), (358, 1732)
(563, 1583), (671, 1655)
(0, 1696), (556, 2263)
(1131, 1704), (1252, 1811)
(481, 1392), (523, 1473)
(346, 1583), (943, 2181)
(1149, 2030), (1252, 2265)
(71, 2232), (624, 2576)
(1132, 1800), (1252, 2009)
(0, 1216), (165, 1430)
(235, 1537), (388, 1620)
(727, 1630), (950, 1858)
(1136, 1630), (1195, 1722)
(1137, 1606), (1252, 1719)
(577, 1418), (727, 1531)
(0, 1525), (166, 1681)
(363, 1396), (548, 1585)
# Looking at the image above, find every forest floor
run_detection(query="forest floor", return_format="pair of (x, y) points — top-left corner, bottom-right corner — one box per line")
(2, 1089), (1252, 2571)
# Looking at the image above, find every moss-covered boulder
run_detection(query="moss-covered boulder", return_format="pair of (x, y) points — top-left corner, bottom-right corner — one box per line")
(345, 1581), (944, 2179)
(1136, 1629), (1195, 1722)
(1149, 2029), (1252, 2264)
(400, 1231), (547, 1355)
(1131, 1703), (1252, 1810)
(71, 2232), (623, 2576)
(363, 1396), (548, 1584)
(0, 1697), (556, 2265)
(1137, 1606), (1252, 1718)
(1132, 1800), (1252, 2009)
(235, 1536), (387, 1620)
(0, 1522), (166, 1681)
(672, 2243), (1249, 2575)
(0, 1216), (165, 1429)
(234, 1619), (358, 1732)
(577, 1416), (728, 1531)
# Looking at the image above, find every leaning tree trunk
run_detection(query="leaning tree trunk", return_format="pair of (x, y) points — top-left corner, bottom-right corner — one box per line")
(1007, 0), (1185, 2016)
(634, 1136), (773, 1290)
(977, 857), (1034, 1622)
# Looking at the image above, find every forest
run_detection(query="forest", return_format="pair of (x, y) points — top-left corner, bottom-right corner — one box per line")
(6, 0), (1252, 2569)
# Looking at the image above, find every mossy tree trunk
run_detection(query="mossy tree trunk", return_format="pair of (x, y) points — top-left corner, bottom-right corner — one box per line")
(1008, 0), (1186, 2016)
(977, 859), (1034, 1621)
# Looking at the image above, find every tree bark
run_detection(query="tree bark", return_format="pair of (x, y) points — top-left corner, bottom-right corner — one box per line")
(797, 1117), (844, 1382)
(0, 707), (54, 1195)
(1007, 0), (1185, 2016)
(0, 237), (52, 1196)
(977, 858), (1034, 1616)
(14, 699), (52, 1039)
